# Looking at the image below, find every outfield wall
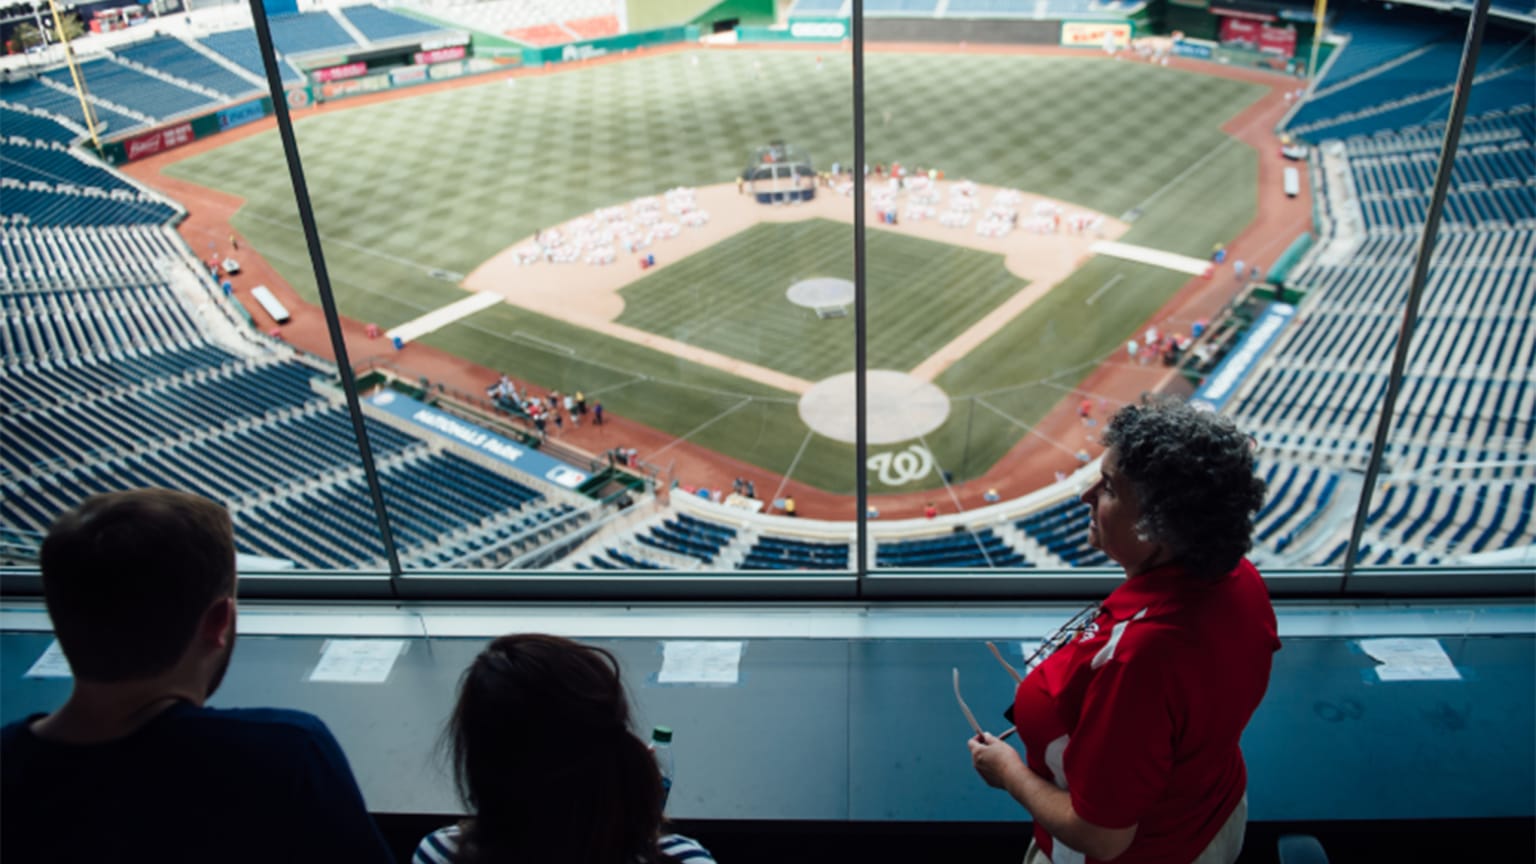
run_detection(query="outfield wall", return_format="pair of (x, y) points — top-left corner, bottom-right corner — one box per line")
(520, 25), (702, 65)
(99, 54), (481, 163)
(101, 96), (273, 164)
(739, 18), (849, 42)
(101, 25), (704, 165)
(863, 18), (1061, 45)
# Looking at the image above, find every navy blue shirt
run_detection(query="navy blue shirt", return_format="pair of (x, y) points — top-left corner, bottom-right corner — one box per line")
(2, 702), (395, 863)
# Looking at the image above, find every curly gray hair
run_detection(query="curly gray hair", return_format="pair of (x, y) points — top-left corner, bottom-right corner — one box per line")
(1100, 396), (1266, 580)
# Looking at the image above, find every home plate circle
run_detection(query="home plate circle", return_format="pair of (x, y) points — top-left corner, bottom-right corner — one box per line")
(786, 278), (855, 308)
(798, 370), (951, 444)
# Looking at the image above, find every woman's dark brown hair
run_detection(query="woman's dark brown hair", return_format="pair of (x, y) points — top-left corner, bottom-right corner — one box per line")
(448, 634), (666, 864)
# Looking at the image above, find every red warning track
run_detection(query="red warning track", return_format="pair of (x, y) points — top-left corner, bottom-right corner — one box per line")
(123, 45), (1310, 521)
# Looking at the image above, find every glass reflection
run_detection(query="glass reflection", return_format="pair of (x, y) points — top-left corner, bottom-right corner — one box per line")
(1, 0), (1529, 581)
(1361, 134), (1535, 567)
(0, 16), (390, 570)
(860, 16), (1284, 569)
(153, 4), (860, 569)
(1230, 6), (1534, 569)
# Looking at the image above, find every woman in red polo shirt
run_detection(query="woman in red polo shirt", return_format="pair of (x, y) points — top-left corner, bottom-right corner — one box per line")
(970, 397), (1279, 864)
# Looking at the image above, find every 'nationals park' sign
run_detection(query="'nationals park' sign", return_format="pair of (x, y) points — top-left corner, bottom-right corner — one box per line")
(367, 391), (588, 489)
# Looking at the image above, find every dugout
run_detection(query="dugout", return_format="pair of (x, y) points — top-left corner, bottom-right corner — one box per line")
(746, 141), (815, 205)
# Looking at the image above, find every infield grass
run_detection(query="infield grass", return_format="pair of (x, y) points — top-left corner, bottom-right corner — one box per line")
(617, 219), (1027, 379)
(166, 49), (1264, 492)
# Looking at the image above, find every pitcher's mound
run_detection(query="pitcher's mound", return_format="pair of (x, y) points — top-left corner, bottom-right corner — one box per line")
(799, 370), (951, 444)
(786, 278), (855, 309)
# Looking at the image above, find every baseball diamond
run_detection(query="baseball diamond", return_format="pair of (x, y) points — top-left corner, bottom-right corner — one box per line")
(152, 46), (1281, 501)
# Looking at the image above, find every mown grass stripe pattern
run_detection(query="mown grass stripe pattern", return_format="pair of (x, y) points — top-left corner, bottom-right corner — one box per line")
(617, 220), (1026, 379)
(167, 49), (1263, 491)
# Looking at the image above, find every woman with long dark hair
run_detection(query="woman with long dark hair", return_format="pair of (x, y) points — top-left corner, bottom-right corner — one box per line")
(414, 634), (716, 864)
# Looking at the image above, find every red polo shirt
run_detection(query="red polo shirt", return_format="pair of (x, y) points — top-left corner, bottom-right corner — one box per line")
(1013, 559), (1279, 864)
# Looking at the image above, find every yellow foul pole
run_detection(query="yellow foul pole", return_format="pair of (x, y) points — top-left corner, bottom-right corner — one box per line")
(1307, 0), (1329, 87)
(46, 0), (103, 154)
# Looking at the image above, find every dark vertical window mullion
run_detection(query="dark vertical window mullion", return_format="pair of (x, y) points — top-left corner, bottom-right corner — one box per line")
(246, 0), (404, 592)
(852, 0), (869, 591)
(1341, 0), (1492, 591)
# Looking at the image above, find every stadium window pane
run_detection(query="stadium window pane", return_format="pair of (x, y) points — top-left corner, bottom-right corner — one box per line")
(855, 1), (1533, 580)
(1351, 30), (1536, 574)
(135, 1), (862, 576)
(1221, 5), (1535, 577)
(3, 0), (1531, 593)
(0, 19), (389, 578)
(858, 10), (1291, 574)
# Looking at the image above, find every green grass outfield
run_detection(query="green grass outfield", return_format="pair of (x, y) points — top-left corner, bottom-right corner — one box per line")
(167, 49), (1263, 494)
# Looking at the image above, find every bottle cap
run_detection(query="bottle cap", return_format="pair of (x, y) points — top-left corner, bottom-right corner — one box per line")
(651, 725), (673, 744)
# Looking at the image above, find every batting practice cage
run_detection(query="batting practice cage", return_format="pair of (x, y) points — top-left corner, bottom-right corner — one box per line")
(746, 141), (815, 205)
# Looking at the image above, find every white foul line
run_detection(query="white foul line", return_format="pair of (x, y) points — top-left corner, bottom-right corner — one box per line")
(1085, 274), (1125, 305)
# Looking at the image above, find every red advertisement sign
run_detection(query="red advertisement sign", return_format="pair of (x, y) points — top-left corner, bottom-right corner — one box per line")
(1259, 23), (1297, 57)
(413, 45), (466, 65)
(312, 61), (367, 83)
(124, 122), (193, 161)
(1219, 17), (1260, 47)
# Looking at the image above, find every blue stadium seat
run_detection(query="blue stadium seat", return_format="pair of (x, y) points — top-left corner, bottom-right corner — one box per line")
(268, 11), (361, 55)
(115, 35), (261, 100)
(0, 105), (79, 145)
(200, 30), (304, 83)
(340, 5), (444, 41)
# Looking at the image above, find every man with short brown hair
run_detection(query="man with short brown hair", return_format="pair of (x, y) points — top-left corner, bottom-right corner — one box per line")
(2, 488), (394, 864)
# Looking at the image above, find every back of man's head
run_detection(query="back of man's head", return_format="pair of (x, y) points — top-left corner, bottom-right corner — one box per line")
(41, 488), (236, 682)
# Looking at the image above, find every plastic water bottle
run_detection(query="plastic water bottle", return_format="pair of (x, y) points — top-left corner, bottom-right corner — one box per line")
(650, 726), (674, 807)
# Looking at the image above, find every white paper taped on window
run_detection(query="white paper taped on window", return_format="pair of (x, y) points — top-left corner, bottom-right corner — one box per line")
(1358, 637), (1461, 682)
(658, 640), (744, 684)
(309, 639), (407, 684)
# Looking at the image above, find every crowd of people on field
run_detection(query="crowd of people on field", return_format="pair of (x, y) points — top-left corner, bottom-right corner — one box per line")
(487, 375), (603, 438)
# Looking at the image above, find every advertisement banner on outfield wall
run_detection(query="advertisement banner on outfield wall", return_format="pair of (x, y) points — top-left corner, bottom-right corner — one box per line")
(313, 61), (367, 83)
(105, 101), (269, 163)
(522, 25), (700, 66)
(787, 18), (847, 40)
(319, 73), (392, 101)
(123, 121), (193, 161)
(1219, 17), (1297, 57)
(1190, 303), (1295, 412)
(1060, 22), (1133, 47)
(391, 65), (428, 85)
(1219, 17), (1261, 47)
(1258, 23), (1297, 57)
(737, 18), (847, 42)
(1173, 37), (1215, 59)
(217, 99), (268, 131)
(414, 45), (466, 65)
